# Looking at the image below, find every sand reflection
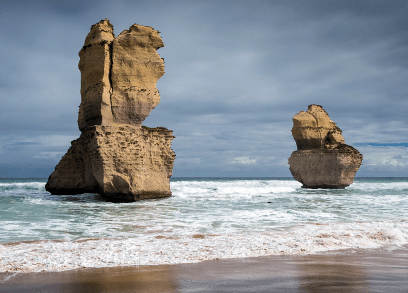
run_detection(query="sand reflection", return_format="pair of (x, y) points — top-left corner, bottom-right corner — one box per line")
(0, 265), (181, 293)
(296, 253), (369, 292)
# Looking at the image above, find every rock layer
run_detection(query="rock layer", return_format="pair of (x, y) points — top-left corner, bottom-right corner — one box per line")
(46, 125), (175, 202)
(46, 19), (175, 201)
(288, 105), (362, 188)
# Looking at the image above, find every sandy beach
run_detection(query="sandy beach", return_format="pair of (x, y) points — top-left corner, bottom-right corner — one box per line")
(1, 245), (407, 292)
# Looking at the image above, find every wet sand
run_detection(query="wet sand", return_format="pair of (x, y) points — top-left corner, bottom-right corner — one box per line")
(1, 246), (407, 292)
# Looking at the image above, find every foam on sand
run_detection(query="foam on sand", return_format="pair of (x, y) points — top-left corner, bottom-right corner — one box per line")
(1, 220), (407, 273)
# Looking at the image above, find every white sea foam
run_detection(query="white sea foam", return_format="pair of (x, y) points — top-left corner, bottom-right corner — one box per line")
(2, 179), (408, 243)
(171, 179), (300, 198)
(1, 220), (407, 273)
(352, 181), (408, 192)
(1, 178), (408, 273)
(0, 182), (45, 187)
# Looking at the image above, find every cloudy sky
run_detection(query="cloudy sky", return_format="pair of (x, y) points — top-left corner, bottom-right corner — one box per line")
(1, 0), (407, 178)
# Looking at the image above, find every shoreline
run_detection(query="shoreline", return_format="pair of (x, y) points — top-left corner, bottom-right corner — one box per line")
(2, 218), (407, 274)
(1, 245), (407, 292)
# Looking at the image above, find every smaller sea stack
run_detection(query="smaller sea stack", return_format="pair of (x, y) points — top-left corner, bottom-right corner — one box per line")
(288, 104), (362, 188)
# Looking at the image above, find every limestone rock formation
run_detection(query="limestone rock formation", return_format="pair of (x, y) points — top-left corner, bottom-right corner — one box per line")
(288, 105), (362, 188)
(77, 19), (164, 130)
(46, 19), (175, 202)
(111, 24), (164, 126)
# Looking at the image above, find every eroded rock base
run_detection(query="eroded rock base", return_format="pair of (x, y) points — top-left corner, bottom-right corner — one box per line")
(288, 145), (363, 189)
(45, 125), (175, 202)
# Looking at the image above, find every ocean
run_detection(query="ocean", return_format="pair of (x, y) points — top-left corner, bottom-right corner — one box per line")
(0, 177), (407, 273)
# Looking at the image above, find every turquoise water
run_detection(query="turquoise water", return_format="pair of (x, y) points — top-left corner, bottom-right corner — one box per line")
(0, 177), (407, 272)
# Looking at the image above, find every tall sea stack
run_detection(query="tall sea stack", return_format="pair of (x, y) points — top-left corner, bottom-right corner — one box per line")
(288, 105), (362, 188)
(46, 19), (176, 202)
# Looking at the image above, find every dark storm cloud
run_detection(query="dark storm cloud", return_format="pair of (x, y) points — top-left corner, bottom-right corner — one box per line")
(1, 0), (407, 177)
